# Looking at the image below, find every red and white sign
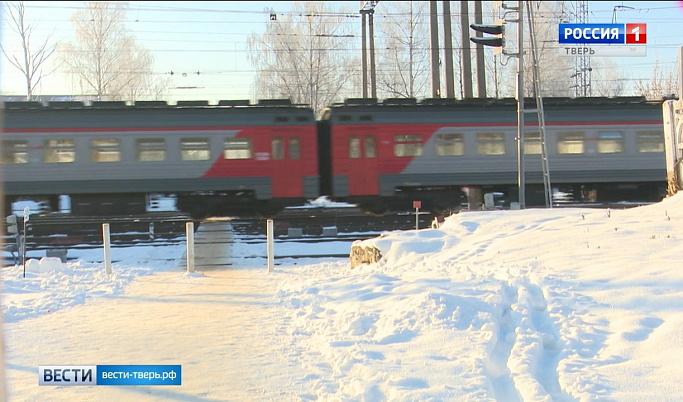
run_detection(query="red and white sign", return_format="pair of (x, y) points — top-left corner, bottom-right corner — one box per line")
(625, 23), (646, 44)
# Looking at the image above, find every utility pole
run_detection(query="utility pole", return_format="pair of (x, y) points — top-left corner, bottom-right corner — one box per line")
(361, 12), (368, 98)
(460, 0), (473, 98)
(429, 1), (441, 97)
(360, 1), (379, 98)
(474, 1), (486, 98)
(573, 1), (591, 97)
(369, 10), (377, 99)
(443, 1), (455, 98)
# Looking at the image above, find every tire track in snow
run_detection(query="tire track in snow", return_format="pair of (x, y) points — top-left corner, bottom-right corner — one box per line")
(487, 283), (522, 401)
(508, 278), (573, 401)
(486, 278), (574, 401)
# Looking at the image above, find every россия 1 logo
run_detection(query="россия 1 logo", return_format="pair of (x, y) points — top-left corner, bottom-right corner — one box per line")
(625, 23), (646, 44)
(559, 23), (646, 45)
(559, 23), (646, 57)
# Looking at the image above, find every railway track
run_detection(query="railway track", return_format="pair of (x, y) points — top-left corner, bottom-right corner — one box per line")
(0, 202), (652, 266)
(3, 201), (648, 252)
(231, 206), (435, 236)
(1, 208), (435, 263)
(15, 212), (195, 248)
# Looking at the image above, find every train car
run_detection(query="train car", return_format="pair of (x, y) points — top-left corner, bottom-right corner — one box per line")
(1, 100), (318, 218)
(318, 97), (667, 214)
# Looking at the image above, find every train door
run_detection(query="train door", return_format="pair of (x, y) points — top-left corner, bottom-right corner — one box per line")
(347, 132), (379, 196)
(269, 134), (304, 198)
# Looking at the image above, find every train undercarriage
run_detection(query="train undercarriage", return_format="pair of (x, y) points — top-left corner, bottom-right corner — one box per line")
(339, 180), (668, 216)
(4, 191), (302, 220)
(4, 180), (667, 220)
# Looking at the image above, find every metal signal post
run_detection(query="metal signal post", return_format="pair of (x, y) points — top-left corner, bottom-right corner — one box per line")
(470, 1), (526, 209)
(516, 1), (525, 209)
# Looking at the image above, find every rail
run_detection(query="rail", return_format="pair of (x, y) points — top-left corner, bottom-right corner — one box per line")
(1, 213), (196, 264)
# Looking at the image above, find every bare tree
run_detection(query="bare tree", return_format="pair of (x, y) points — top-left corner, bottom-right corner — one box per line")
(484, 52), (515, 98)
(376, 1), (431, 99)
(59, 2), (165, 101)
(1, 1), (59, 100)
(524, 2), (574, 97)
(483, 3), (514, 98)
(634, 60), (679, 100)
(591, 58), (627, 97)
(247, 2), (357, 114)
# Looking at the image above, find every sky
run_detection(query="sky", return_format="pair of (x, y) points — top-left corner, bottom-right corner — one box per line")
(2, 193), (683, 400)
(1, 1), (682, 102)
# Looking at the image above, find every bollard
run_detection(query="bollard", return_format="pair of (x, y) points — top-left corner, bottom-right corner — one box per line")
(413, 201), (421, 230)
(266, 219), (274, 273)
(102, 223), (112, 275)
(186, 222), (195, 273)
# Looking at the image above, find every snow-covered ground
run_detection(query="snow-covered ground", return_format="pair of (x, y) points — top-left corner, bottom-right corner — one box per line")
(3, 194), (683, 401)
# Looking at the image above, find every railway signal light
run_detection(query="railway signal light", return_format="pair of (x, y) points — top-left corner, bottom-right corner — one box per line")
(6, 215), (18, 235)
(470, 22), (505, 53)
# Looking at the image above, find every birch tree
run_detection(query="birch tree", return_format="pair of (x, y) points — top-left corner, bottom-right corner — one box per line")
(376, 1), (431, 99)
(247, 2), (357, 114)
(524, 2), (574, 97)
(591, 58), (627, 97)
(59, 1), (165, 100)
(634, 60), (679, 100)
(1, 1), (59, 100)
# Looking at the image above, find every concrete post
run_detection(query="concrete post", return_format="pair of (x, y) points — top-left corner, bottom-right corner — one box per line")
(186, 222), (195, 273)
(102, 223), (112, 275)
(267, 219), (274, 273)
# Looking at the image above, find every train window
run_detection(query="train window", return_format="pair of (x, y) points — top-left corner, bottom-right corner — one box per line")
(272, 137), (284, 160)
(524, 132), (542, 155)
(365, 136), (376, 158)
(181, 138), (210, 161)
(637, 131), (664, 152)
(349, 136), (361, 158)
(477, 133), (505, 155)
(43, 139), (75, 163)
(394, 135), (422, 157)
(224, 138), (252, 159)
(557, 133), (584, 154)
(289, 137), (300, 160)
(436, 133), (464, 156)
(90, 139), (121, 162)
(136, 139), (166, 162)
(597, 131), (624, 153)
(359, 115), (373, 122)
(2, 140), (29, 164)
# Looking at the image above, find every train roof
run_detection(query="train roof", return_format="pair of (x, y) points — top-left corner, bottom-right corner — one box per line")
(319, 96), (665, 124)
(0, 98), (310, 111)
(2, 99), (318, 130)
(327, 96), (664, 109)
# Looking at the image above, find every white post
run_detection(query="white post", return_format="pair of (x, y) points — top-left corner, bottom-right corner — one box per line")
(102, 223), (112, 275)
(678, 47), (682, 101)
(22, 207), (29, 271)
(415, 207), (419, 231)
(186, 222), (195, 273)
(266, 219), (274, 273)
